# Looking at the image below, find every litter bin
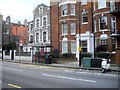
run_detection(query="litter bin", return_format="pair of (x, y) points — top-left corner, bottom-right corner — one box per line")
(45, 54), (52, 64)
(91, 58), (102, 68)
(82, 58), (91, 67)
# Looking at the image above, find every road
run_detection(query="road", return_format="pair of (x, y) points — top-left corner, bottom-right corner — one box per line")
(1, 61), (119, 89)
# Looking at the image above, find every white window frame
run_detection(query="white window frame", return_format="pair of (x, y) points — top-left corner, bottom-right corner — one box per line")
(82, 10), (88, 24)
(61, 5), (68, 16)
(35, 18), (40, 28)
(71, 41), (76, 53)
(99, 16), (108, 31)
(42, 15), (47, 26)
(111, 16), (116, 33)
(70, 22), (76, 35)
(62, 23), (68, 35)
(94, 19), (96, 32)
(35, 33), (39, 43)
(39, 6), (43, 14)
(98, 0), (106, 9)
(81, 0), (87, 5)
(70, 4), (75, 15)
(62, 41), (68, 53)
(100, 39), (108, 45)
(29, 34), (33, 43)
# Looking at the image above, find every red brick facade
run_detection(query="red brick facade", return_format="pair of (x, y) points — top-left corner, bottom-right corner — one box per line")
(50, 1), (120, 64)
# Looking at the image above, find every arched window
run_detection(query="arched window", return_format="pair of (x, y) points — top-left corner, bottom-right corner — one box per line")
(82, 10), (88, 23)
(62, 38), (68, 53)
(36, 33), (39, 43)
(100, 34), (108, 45)
(43, 32), (46, 42)
(30, 35), (33, 43)
(36, 19), (39, 27)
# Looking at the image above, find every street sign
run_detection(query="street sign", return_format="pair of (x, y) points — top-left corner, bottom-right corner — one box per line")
(78, 47), (82, 51)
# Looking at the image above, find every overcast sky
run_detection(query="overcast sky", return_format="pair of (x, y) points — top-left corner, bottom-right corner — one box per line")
(0, 0), (50, 24)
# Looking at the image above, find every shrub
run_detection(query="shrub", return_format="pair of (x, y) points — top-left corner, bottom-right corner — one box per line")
(81, 52), (92, 59)
(96, 52), (110, 59)
(96, 45), (107, 52)
(51, 49), (60, 58)
(60, 53), (75, 58)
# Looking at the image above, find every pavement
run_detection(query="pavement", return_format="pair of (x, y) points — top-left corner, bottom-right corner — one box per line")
(1, 59), (120, 72)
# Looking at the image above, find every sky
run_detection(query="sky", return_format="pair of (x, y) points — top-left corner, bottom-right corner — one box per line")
(0, 0), (50, 24)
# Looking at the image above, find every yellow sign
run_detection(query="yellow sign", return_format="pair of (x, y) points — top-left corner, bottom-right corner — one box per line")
(78, 47), (82, 51)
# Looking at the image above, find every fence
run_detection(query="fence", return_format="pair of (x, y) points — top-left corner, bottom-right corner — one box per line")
(3, 50), (32, 62)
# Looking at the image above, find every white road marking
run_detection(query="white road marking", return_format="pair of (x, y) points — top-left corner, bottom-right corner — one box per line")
(42, 74), (96, 83)
(2, 67), (23, 72)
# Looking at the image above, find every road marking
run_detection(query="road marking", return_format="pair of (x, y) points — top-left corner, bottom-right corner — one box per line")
(8, 84), (22, 88)
(2, 67), (23, 72)
(42, 74), (96, 83)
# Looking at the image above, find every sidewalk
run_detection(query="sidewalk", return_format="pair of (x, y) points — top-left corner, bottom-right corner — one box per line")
(2, 59), (120, 72)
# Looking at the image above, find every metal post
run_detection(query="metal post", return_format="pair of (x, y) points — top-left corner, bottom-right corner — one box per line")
(79, 38), (81, 67)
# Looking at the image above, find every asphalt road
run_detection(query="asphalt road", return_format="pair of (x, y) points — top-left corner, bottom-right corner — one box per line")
(1, 61), (120, 89)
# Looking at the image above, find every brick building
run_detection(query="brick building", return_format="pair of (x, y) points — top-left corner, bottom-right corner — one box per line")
(51, 1), (94, 60)
(11, 20), (29, 47)
(50, 0), (120, 63)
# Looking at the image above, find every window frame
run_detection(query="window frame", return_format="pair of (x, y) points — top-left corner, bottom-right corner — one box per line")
(62, 41), (68, 53)
(70, 22), (76, 35)
(111, 16), (116, 33)
(61, 5), (68, 16)
(71, 41), (76, 53)
(98, 0), (106, 9)
(62, 23), (68, 35)
(81, 0), (87, 5)
(70, 4), (75, 15)
(82, 11), (88, 24)
(99, 16), (108, 31)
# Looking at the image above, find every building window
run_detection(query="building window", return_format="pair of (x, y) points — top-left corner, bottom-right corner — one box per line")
(30, 35), (33, 43)
(112, 38), (116, 51)
(36, 19), (39, 27)
(43, 17), (47, 26)
(81, 0), (87, 5)
(36, 33), (39, 43)
(71, 41), (76, 53)
(62, 42), (68, 53)
(70, 4), (75, 15)
(98, 0), (106, 9)
(82, 11), (88, 24)
(70, 23), (76, 35)
(111, 16), (116, 33)
(81, 41), (87, 52)
(39, 6), (43, 14)
(99, 16), (107, 30)
(30, 24), (33, 31)
(43, 32), (47, 42)
(4, 29), (9, 34)
(100, 39), (108, 45)
(110, 0), (115, 11)
(62, 5), (68, 16)
(94, 19), (96, 32)
(62, 23), (68, 35)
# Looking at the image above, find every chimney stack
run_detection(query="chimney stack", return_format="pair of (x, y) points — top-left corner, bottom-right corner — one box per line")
(6, 16), (11, 22)
(24, 19), (28, 27)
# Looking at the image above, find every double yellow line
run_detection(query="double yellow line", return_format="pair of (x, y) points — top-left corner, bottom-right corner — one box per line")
(0, 81), (22, 88)
(8, 84), (22, 88)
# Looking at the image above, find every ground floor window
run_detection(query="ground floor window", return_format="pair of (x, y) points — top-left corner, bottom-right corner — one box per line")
(100, 39), (108, 45)
(71, 41), (76, 53)
(62, 42), (68, 53)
